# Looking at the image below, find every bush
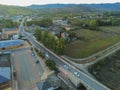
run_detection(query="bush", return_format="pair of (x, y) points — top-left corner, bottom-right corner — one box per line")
(45, 60), (56, 70)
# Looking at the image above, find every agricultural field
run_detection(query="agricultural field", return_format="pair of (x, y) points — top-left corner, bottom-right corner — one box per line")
(64, 27), (120, 58)
(89, 50), (120, 90)
(100, 26), (120, 35)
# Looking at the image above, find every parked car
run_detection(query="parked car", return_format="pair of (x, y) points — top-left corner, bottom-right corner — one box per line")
(35, 60), (39, 64)
(64, 65), (69, 69)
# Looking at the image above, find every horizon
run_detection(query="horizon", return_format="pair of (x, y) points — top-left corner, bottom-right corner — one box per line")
(0, 0), (120, 6)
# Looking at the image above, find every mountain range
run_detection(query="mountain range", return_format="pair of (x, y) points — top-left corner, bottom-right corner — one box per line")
(0, 3), (120, 16)
(27, 3), (120, 11)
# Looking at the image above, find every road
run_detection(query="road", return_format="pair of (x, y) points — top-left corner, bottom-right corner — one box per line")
(11, 47), (44, 90)
(20, 19), (110, 90)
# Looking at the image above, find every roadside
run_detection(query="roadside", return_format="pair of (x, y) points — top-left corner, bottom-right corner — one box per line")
(32, 45), (53, 80)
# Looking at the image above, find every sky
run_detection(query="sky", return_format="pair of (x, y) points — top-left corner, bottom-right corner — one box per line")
(0, 0), (119, 6)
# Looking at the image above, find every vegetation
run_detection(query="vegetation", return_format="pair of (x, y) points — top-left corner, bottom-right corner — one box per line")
(26, 18), (52, 27)
(45, 60), (56, 70)
(65, 27), (120, 58)
(34, 48), (45, 58)
(35, 28), (65, 55)
(0, 19), (19, 28)
(89, 50), (120, 90)
(0, 4), (33, 15)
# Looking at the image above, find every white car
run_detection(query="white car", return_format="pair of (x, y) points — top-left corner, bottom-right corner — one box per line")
(64, 65), (69, 69)
(77, 74), (80, 77)
(45, 53), (50, 59)
(74, 72), (78, 75)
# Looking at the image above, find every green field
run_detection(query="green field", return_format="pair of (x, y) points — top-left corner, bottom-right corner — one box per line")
(100, 26), (120, 34)
(64, 27), (120, 58)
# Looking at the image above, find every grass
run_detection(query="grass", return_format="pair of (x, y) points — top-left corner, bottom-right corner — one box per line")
(65, 27), (120, 58)
(72, 29), (106, 40)
(100, 26), (120, 34)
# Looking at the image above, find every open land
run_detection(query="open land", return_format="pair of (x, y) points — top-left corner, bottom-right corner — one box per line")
(64, 27), (120, 58)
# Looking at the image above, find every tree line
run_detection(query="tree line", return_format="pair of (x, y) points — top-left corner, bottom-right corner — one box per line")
(25, 18), (52, 28)
(35, 28), (65, 55)
(0, 19), (19, 31)
(69, 17), (120, 31)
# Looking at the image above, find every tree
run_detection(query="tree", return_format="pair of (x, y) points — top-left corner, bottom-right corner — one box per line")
(35, 27), (41, 41)
(112, 18), (120, 26)
(69, 32), (77, 40)
(63, 16), (68, 21)
(41, 18), (52, 27)
(56, 38), (65, 55)
(41, 30), (49, 44)
(45, 60), (56, 70)
(88, 20), (99, 30)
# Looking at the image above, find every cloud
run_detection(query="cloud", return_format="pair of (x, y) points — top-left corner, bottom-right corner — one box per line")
(0, 0), (119, 6)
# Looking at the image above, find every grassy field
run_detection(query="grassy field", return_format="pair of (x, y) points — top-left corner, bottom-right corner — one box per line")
(100, 26), (120, 34)
(64, 27), (120, 58)
(89, 50), (120, 90)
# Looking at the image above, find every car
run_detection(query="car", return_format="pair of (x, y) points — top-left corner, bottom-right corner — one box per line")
(32, 53), (35, 56)
(45, 53), (49, 58)
(35, 60), (39, 64)
(64, 65), (69, 69)
(77, 74), (80, 77)
(74, 72), (78, 75)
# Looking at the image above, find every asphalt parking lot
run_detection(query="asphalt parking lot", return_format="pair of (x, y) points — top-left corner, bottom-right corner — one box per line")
(12, 48), (44, 90)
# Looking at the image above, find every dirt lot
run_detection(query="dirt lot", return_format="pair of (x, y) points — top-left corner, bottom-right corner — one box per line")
(64, 27), (120, 58)
(89, 50), (120, 90)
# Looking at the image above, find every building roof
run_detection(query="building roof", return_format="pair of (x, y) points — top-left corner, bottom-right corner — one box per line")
(0, 61), (11, 67)
(0, 67), (10, 84)
(0, 40), (24, 48)
(3, 28), (18, 31)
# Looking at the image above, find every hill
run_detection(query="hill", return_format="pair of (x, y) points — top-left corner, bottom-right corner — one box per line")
(0, 4), (34, 15)
(27, 3), (120, 11)
(27, 4), (97, 16)
(83, 3), (120, 11)
(27, 4), (77, 9)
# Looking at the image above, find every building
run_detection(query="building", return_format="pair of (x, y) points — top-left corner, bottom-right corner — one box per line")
(12, 34), (19, 40)
(0, 53), (12, 90)
(52, 20), (68, 27)
(2, 28), (19, 39)
(0, 40), (24, 49)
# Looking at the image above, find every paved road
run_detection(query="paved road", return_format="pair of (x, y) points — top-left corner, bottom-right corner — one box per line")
(12, 48), (44, 90)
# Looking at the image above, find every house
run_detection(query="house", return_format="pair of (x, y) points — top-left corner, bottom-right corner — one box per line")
(52, 20), (68, 27)
(64, 27), (70, 31)
(61, 32), (69, 39)
(12, 34), (19, 39)
(0, 32), (5, 39)
(11, 16), (19, 22)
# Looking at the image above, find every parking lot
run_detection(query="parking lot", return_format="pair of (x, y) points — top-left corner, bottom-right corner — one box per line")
(12, 48), (44, 90)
